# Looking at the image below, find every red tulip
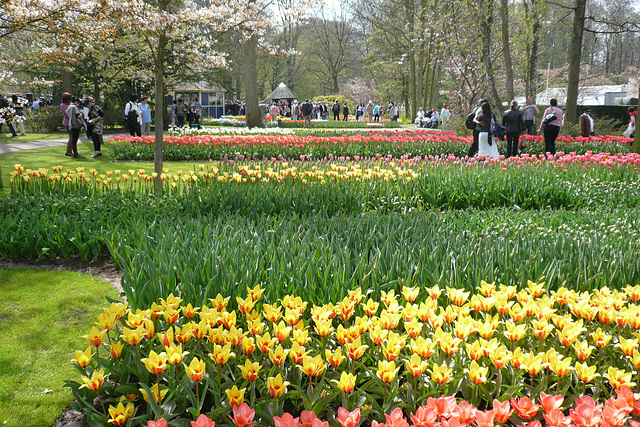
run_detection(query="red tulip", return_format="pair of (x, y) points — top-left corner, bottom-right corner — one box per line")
(510, 397), (540, 419)
(337, 407), (360, 427)
(229, 403), (255, 427)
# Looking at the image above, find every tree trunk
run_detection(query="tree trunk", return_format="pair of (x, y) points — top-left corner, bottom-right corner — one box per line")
(633, 95), (640, 154)
(92, 79), (101, 103)
(480, 0), (502, 116)
(526, 11), (540, 99)
(61, 69), (72, 93)
(407, 0), (416, 120)
(500, 0), (514, 102)
(565, 0), (587, 125)
(153, 32), (168, 192)
(244, 34), (264, 128)
(421, 45), (432, 112)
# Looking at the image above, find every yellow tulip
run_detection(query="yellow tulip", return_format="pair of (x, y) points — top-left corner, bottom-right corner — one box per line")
(299, 354), (325, 377)
(575, 362), (600, 383)
(410, 336), (436, 359)
(362, 298), (379, 316)
(263, 303), (282, 323)
(110, 341), (125, 359)
(83, 326), (107, 347)
(80, 368), (105, 392)
(71, 347), (93, 368)
(467, 360), (488, 384)
(402, 286), (419, 303)
(268, 373), (290, 398)
(431, 362), (452, 384)
(269, 345), (289, 366)
(247, 284), (264, 301)
(208, 293), (230, 311)
(242, 337), (256, 355)
(489, 345), (511, 369)
(122, 325), (144, 346)
(405, 354), (428, 377)
(274, 321), (291, 343)
(239, 359), (262, 382)
(184, 357), (206, 382)
(604, 366), (634, 389)
(377, 360), (398, 383)
(503, 321), (527, 342)
(257, 332), (275, 353)
(226, 385), (246, 407)
(326, 347), (346, 367)
(466, 340), (484, 361)
(210, 343), (235, 365)
(590, 328), (612, 349)
(141, 350), (168, 375)
(346, 337), (369, 361)
(335, 372), (357, 393)
(140, 383), (168, 404)
(107, 401), (135, 426)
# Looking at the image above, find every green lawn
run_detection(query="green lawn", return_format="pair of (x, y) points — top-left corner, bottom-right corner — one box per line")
(0, 268), (119, 427)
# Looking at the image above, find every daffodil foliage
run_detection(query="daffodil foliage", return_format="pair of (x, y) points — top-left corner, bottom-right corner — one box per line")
(67, 282), (640, 424)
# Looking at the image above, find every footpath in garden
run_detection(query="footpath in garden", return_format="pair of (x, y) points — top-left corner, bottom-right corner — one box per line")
(0, 134), (121, 155)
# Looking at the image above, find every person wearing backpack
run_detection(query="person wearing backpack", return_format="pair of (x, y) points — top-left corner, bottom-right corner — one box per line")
(124, 94), (141, 136)
(174, 98), (187, 128)
(502, 100), (525, 157)
(466, 98), (488, 157)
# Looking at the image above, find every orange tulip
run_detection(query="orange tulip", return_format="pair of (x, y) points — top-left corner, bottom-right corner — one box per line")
(336, 407), (360, 427)
(510, 397), (540, 419)
(539, 392), (564, 414)
(492, 399), (514, 424)
(229, 402), (255, 427)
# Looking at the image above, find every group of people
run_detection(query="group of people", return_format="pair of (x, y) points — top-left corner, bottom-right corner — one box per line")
(466, 96), (564, 159)
(0, 94), (28, 137)
(60, 92), (105, 158)
(170, 97), (200, 130)
(415, 105), (452, 129)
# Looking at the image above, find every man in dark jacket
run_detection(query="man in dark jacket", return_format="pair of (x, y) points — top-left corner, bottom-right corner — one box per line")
(502, 100), (526, 157)
(578, 108), (594, 137)
(332, 101), (340, 121)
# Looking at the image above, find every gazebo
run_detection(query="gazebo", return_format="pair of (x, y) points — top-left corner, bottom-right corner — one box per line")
(266, 83), (299, 102)
(168, 82), (227, 118)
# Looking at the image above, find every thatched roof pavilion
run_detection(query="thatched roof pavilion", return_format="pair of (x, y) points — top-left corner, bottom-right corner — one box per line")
(266, 83), (299, 101)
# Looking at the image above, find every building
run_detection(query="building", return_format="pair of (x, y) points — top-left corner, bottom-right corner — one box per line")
(168, 82), (227, 118)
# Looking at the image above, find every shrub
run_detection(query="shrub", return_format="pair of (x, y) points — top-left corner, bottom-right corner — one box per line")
(24, 106), (63, 132)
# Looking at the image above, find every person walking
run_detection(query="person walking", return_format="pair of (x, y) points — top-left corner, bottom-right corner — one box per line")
(0, 94), (18, 137)
(440, 104), (451, 127)
(175, 98), (187, 128)
(269, 103), (279, 123)
(66, 96), (85, 158)
(342, 103), (349, 121)
(61, 92), (74, 155)
(302, 100), (313, 128)
(85, 97), (105, 157)
(124, 94), (142, 136)
(537, 98), (563, 155)
(192, 97), (202, 128)
(502, 100), (525, 158)
(521, 97), (539, 135)
(332, 100), (340, 121)
(373, 103), (380, 122)
(139, 96), (152, 136)
(10, 95), (25, 135)
(578, 107), (594, 137)
(473, 101), (499, 159)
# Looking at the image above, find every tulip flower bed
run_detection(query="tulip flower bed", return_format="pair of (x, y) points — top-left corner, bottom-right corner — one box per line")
(67, 283), (640, 426)
(107, 131), (633, 161)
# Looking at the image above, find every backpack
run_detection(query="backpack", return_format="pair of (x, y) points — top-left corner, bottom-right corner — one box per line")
(465, 111), (476, 130)
(492, 115), (505, 140)
(125, 102), (138, 124)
